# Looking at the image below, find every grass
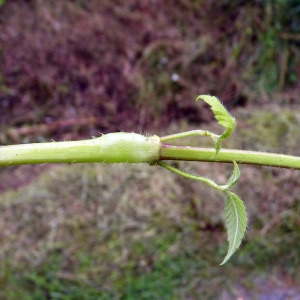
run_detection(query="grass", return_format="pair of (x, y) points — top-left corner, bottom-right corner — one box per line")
(0, 104), (300, 299)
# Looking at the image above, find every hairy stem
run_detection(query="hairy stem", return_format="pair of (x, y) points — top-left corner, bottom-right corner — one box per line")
(0, 133), (161, 166)
(1, 135), (299, 170)
(160, 144), (300, 170)
(157, 161), (225, 191)
(160, 130), (219, 143)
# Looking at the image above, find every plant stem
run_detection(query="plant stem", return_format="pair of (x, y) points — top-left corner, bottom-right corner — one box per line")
(1, 134), (300, 170)
(160, 130), (219, 143)
(0, 133), (161, 166)
(160, 144), (300, 170)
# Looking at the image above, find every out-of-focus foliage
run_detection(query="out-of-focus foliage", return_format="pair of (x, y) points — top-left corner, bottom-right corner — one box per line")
(218, 0), (300, 93)
(251, 0), (300, 91)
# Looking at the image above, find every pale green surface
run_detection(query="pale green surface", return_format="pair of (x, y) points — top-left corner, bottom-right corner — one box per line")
(0, 133), (161, 166)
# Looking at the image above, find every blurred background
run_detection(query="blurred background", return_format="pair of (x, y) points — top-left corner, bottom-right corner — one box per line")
(0, 1), (300, 299)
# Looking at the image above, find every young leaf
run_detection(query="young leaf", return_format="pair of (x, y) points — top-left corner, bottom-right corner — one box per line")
(196, 95), (236, 154)
(220, 161), (240, 190)
(221, 191), (247, 265)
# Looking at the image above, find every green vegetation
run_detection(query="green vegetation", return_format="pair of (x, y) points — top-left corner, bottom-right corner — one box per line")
(246, 0), (300, 91)
(243, 0), (299, 93)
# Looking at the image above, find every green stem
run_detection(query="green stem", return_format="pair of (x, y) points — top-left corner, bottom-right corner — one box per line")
(1, 133), (300, 170)
(160, 130), (219, 143)
(160, 144), (300, 170)
(0, 133), (161, 166)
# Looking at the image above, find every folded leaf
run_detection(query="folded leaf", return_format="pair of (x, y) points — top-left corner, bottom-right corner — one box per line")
(196, 95), (236, 154)
(224, 161), (240, 190)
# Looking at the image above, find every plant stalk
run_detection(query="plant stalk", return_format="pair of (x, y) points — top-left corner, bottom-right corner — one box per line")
(0, 133), (161, 166)
(160, 144), (300, 170)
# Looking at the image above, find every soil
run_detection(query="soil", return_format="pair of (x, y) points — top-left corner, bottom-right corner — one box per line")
(0, 1), (250, 143)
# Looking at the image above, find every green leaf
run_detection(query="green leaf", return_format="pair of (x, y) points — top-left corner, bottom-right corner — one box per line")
(221, 191), (247, 265)
(222, 161), (240, 190)
(196, 95), (236, 136)
(196, 95), (236, 154)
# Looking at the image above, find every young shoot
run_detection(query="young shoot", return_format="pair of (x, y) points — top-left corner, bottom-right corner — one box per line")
(159, 95), (246, 264)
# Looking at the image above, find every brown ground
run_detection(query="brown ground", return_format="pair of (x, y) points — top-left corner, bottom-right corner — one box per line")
(0, 0), (252, 144)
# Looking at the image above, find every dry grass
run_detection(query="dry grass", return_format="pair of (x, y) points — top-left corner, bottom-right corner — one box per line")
(1, 105), (300, 298)
(0, 0), (267, 143)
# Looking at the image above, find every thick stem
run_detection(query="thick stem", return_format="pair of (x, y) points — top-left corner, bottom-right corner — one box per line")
(160, 144), (300, 170)
(0, 133), (161, 166)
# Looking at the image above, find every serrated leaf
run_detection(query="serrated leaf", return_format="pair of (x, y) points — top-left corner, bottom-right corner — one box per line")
(221, 191), (247, 265)
(219, 161), (240, 191)
(196, 95), (236, 136)
(196, 95), (236, 154)
(225, 161), (240, 189)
